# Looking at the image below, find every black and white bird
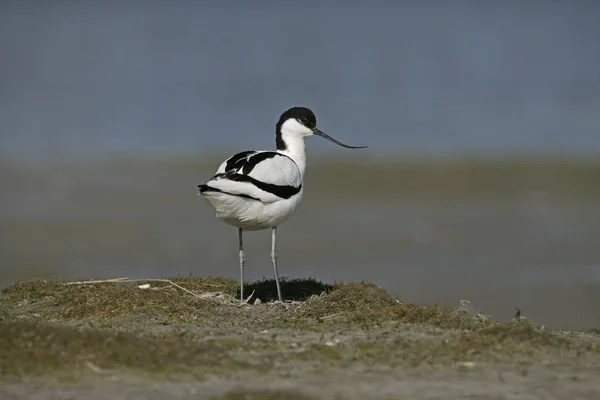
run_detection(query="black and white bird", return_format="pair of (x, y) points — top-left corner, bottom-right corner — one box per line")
(198, 107), (366, 302)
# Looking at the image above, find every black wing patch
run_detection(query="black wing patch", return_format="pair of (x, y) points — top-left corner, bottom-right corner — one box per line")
(224, 150), (256, 172)
(224, 151), (281, 175)
(198, 184), (261, 201)
(200, 151), (300, 201)
(222, 170), (302, 199)
(242, 152), (279, 175)
(208, 168), (301, 200)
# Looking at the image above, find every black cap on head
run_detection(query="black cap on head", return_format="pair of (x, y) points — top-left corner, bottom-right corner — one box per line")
(275, 106), (367, 151)
(277, 107), (316, 128)
(276, 107), (316, 150)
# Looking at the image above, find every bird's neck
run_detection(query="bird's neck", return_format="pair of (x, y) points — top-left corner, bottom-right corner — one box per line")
(277, 136), (306, 177)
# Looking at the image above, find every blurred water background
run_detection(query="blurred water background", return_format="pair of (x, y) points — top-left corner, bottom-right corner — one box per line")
(1, 1), (599, 331)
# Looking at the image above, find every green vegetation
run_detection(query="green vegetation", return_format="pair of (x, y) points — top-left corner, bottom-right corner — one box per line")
(0, 277), (492, 330)
(0, 277), (597, 381)
(0, 320), (268, 378)
(2, 276), (239, 321)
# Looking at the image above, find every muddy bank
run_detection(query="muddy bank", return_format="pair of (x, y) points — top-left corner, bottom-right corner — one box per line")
(1, 277), (599, 399)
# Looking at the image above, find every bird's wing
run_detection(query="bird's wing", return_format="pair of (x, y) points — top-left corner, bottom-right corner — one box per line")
(214, 150), (257, 175)
(201, 151), (302, 203)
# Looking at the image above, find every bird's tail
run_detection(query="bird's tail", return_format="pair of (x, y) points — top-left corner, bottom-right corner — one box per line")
(198, 184), (220, 195)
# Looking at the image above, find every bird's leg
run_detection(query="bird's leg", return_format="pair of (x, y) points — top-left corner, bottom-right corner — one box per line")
(238, 228), (245, 303)
(271, 227), (283, 302)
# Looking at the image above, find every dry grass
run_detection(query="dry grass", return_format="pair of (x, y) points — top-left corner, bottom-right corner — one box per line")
(0, 276), (596, 380)
(1, 277), (483, 330)
(1, 276), (238, 321)
(0, 320), (271, 378)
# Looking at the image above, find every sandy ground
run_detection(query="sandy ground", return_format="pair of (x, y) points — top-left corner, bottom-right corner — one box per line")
(1, 277), (599, 400)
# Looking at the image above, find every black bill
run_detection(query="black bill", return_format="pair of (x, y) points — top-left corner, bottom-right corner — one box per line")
(313, 128), (367, 149)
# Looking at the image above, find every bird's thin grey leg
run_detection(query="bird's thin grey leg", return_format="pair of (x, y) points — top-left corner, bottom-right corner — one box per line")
(271, 227), (283, 302)
(239, 228), (245, 303)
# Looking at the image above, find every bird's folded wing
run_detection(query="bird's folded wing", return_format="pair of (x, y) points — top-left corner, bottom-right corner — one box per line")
(206, 152), (302, 203)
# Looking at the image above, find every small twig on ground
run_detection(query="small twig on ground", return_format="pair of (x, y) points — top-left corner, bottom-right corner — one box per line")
(66, 277), (130, 285)
(64, 277), (203, 299)
(84, 361), (104, 374)
(242, 290), (256, 304)
(321, 312), (344, 320)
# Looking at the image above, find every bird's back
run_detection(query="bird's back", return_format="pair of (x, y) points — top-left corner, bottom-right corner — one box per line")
(200, 150), (303, 204)
(198, 150), (304, 230)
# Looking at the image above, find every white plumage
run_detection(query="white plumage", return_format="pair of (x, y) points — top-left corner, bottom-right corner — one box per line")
(198, 107), (366, 302)
(202, 151), (304, 230)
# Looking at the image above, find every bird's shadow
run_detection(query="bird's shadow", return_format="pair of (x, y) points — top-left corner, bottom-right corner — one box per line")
(239, 277), (333, 303)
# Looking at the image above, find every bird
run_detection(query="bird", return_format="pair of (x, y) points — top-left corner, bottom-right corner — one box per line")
(197, 106), (366, 303)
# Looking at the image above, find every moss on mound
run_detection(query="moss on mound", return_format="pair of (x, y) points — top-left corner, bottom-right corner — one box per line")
(0, 277), (544, 333)
(0, 276), (594, 381)
(1, 277), (238, 321)
(0, 320), (270, 378)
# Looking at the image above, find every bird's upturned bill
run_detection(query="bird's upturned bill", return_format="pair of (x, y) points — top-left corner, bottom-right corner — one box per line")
(313, 128), (367, 149)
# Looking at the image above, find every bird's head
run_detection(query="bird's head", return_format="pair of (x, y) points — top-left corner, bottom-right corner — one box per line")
(275, 107), (367, 151)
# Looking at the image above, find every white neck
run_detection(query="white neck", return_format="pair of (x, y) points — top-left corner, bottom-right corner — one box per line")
(277, 134), (307, 178)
